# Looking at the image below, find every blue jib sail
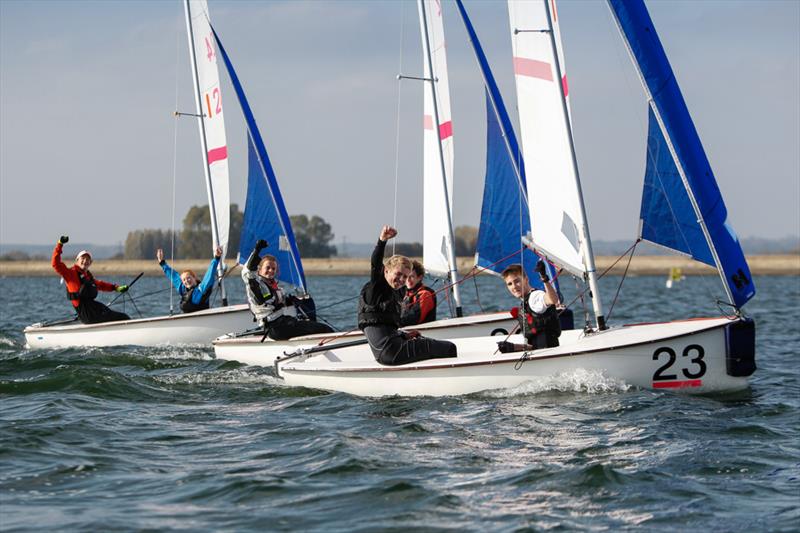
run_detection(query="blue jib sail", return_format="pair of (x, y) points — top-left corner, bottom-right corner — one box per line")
(610, 0), (754, 308)
(210, 25), (306, 291)
(456, 0), (554, 290)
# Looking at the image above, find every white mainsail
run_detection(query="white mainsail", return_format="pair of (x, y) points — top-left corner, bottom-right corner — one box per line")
(185, 0), (230, 257)
(418, 0), (455, 279)
(508, 0), (584, 276)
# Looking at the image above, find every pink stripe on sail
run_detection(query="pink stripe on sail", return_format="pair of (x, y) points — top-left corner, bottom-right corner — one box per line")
(513, 57), (553, 82)
(207, 146), (228, 164)
(423, 115), (434, 130)
(562, 75), (569, 97)
(439, 121), (453, 140)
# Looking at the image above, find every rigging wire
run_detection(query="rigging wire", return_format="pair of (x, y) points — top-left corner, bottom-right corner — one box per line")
(169, 23), (182, 316)
(390, 1), (407, 256)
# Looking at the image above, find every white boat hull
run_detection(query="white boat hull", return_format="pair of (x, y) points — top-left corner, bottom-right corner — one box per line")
(24, 304), (254, 349)
(276, 317), (755, 397)
(212, 312), (517, 367)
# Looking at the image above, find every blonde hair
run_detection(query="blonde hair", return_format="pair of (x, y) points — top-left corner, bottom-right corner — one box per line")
(385, 254), (412, 271)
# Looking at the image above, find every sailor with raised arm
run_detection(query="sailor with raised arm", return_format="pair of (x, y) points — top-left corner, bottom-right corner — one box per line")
(241, 239), (333, 340)
(156, 247), (222, 313)
(358, 225), (457, 365)
(497, 260), (562, 353)
(52, 235), (130, 324)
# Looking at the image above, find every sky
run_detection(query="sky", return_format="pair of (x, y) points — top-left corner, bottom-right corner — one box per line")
(1, 0), (798, 248)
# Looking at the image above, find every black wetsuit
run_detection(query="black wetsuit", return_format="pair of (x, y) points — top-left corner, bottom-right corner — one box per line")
(357, 240), (456, 366)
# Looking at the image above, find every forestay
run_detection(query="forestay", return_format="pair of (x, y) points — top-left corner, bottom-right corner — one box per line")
(185, 0), (230, 256)
(418, 0), (455, 279)
(608, 0), (755, 309)
(508, 0), (585, 277)
(210, 26), (306, 291)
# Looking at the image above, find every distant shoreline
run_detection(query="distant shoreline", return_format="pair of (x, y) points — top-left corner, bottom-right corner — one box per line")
(1, 255), (797, 277)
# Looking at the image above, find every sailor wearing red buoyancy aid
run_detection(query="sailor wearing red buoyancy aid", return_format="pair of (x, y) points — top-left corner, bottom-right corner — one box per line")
(497, 261), (561, 353)
(400, 259), (437, 326)
(51, 236), (130, 324)
(156, 247), (221, 313)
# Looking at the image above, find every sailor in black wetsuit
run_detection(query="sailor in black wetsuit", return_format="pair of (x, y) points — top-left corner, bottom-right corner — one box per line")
(497, 261), (561, 353)
(357, 225), (457, 366)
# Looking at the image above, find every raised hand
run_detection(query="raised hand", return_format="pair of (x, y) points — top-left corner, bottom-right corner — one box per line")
(156, 249), (164, 263)
(535, 259), (549, 282)
(379, 225), (398, 242)
(214, 246), (223, 259)
(59, 235), (69, 244)
(255, 239), (268, 251)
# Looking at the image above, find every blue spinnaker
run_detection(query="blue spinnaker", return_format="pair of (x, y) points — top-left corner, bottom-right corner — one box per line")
(210, 25), (306, 291)
(609, 0), (754, 308)
(456, 0), (555, 289)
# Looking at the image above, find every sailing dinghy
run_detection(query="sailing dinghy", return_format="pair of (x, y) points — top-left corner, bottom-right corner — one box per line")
(274, 0), (756, 396)
(211, 0), (518, 366)
(24, 0), (254, 349)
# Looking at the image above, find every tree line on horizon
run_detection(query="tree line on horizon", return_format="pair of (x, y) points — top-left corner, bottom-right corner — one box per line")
(122, 205), (479, 260)
(123, 205), (338, 260)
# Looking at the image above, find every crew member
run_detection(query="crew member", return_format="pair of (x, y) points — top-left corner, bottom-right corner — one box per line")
(497, 260), (561, 352)
(156, 247), (221, 313)
(358, 225), (457, 366)
(51, 235), (130, 324)
(241, 239), (334, 340)
(400, 259), (437, 326)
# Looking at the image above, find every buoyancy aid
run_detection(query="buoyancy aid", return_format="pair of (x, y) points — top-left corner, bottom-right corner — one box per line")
(180, 284), (213, 313)
(357, 281), (401, 330)
(519, 291), (561, 348)
(65, 270), (99, 307)
(400, 284), (437, 325)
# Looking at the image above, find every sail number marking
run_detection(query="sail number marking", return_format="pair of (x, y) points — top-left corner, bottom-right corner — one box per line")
(652, 344), (706, 382)
(204, 88), (222, 118)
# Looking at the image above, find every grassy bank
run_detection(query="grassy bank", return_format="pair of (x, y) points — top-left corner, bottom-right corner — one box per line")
(1, 255), (797, 277)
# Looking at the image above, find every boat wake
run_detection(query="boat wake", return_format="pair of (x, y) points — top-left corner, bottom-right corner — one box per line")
(485, 369), (631, 398)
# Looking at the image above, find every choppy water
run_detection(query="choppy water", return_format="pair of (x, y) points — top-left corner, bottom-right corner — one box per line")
(1, 274), (798, 531)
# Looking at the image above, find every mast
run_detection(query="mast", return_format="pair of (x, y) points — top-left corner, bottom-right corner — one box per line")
(418, 0), (463, 317)
(183, 0), (228, 305)
(541, 1), (606, 330)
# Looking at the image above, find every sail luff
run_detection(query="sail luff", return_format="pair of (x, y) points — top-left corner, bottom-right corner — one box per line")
(418, 0), (462, 316)
(209, 24), (307, 292)
(606, 0), (754, 309)
(184, 0), (230, 304)
(540, 1), (605, 329)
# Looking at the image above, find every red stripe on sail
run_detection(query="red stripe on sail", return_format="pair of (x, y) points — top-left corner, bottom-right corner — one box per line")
(423, 115), (433, 130)
(439, 121), (453, 140)
(562, 75), (569, 97)
(513, 57), (553, 81)
(207, 146), (228, 164)
(652, 379), (703, 389)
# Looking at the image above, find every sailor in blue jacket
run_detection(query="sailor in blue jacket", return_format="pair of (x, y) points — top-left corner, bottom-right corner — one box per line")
(156, 247), (222, 313)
